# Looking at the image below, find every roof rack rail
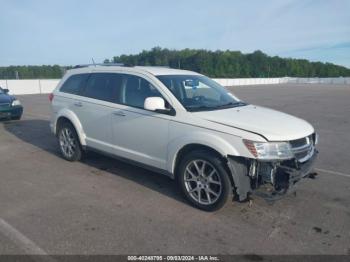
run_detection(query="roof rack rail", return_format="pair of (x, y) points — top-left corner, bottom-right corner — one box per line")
(73, 63), (125, 69)
(135, 65), (170, 68)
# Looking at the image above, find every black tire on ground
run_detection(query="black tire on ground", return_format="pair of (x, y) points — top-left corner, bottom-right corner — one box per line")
(11, 115), (21, 120)
(177, 150), (232, 212)
(57, 121), (83, 162)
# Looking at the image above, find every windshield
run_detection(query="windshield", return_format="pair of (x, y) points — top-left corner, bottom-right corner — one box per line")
(0, 88), (3, 94)
(157, 75), (246, 112)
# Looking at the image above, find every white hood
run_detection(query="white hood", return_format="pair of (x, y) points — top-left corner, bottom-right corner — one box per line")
(193, 105), (314, 141)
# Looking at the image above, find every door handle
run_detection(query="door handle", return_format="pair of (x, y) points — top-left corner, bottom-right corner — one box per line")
(74, 101), (83, 107)
(113, 110), (126, 117)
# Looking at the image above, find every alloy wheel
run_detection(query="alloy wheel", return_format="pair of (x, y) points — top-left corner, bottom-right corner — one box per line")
(184, 159), (222, 205)
(59, 127), (77, 159)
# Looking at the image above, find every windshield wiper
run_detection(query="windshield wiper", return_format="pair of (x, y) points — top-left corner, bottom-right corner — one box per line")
(187, 101), (247, 112)
(187, 105), (216, 112)
(214, 101), (247, 109)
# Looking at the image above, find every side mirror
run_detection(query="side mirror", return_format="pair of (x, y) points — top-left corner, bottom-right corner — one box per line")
(144, 97), (166, 111)
(144, 97), (175, 115)
(3, 89), (9, 93)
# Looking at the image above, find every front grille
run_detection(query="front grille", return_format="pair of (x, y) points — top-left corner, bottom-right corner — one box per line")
(0, 103), (10, 109)
(290, 134), (314, 163)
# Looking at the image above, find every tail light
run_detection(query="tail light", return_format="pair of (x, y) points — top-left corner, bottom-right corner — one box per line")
(49, 93), (54, 102)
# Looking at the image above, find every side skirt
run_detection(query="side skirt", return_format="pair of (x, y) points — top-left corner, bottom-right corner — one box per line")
(84, 146), (174, 179)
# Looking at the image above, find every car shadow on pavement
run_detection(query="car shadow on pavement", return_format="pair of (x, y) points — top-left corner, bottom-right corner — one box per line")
(3, 119), (187, 205)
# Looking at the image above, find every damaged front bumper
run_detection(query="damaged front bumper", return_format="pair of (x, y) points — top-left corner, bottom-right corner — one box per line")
(227, 149), (318, 201)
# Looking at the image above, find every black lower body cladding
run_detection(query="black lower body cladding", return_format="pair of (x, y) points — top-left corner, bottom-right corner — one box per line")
(227, 150), (318, 201)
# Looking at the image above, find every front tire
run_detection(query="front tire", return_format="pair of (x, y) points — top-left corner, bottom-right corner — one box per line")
(57, 122), (82, 161)
(178, 150), (232, 211)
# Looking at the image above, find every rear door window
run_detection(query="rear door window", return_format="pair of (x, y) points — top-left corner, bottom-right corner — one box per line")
(82, 73), (122, 103)
(60, 74), (89, 95)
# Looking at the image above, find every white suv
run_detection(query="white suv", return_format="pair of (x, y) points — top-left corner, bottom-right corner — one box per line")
(50, 65), (318, 211)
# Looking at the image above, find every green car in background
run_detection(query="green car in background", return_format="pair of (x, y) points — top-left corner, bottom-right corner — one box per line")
(0, 87), (23, 120)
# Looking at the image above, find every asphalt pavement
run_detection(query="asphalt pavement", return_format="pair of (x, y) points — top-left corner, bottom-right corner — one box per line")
(0, 84), (349, 255)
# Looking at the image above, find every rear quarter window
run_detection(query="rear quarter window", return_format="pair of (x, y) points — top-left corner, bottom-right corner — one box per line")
(60, 74), (89, 95)
(82, 73), (123, 103)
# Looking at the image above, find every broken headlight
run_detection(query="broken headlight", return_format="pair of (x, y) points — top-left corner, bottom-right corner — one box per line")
(243, 139), (294, 160)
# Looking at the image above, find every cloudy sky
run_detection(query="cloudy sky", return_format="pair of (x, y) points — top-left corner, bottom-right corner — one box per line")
(1, 0), (349, 67)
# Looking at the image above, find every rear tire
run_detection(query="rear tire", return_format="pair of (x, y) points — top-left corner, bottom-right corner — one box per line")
(177, 150), (232, 211)
(57, 122), (82, 162)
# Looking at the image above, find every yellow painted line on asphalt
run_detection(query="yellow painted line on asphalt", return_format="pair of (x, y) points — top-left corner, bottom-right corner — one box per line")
(315, 168), (350, 178)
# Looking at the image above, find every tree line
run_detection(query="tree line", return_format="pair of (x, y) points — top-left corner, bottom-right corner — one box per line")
(0, 65), (63, 79)
(110, 48), (350, 78)
(1, 47), (349, 79)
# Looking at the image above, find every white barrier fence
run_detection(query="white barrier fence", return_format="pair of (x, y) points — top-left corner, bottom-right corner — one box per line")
(279, 77), (350, 85)
(214, 77), (350, 86)
(0, 79), (60, 95)
(214, 78), (281, 86)
(1, 77), (349, 95)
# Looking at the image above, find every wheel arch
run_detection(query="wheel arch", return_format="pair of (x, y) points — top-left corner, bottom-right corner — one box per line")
(172, 144), (224, 176)
(55, 110), (87, 146)
(168, 133), (240, 177)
